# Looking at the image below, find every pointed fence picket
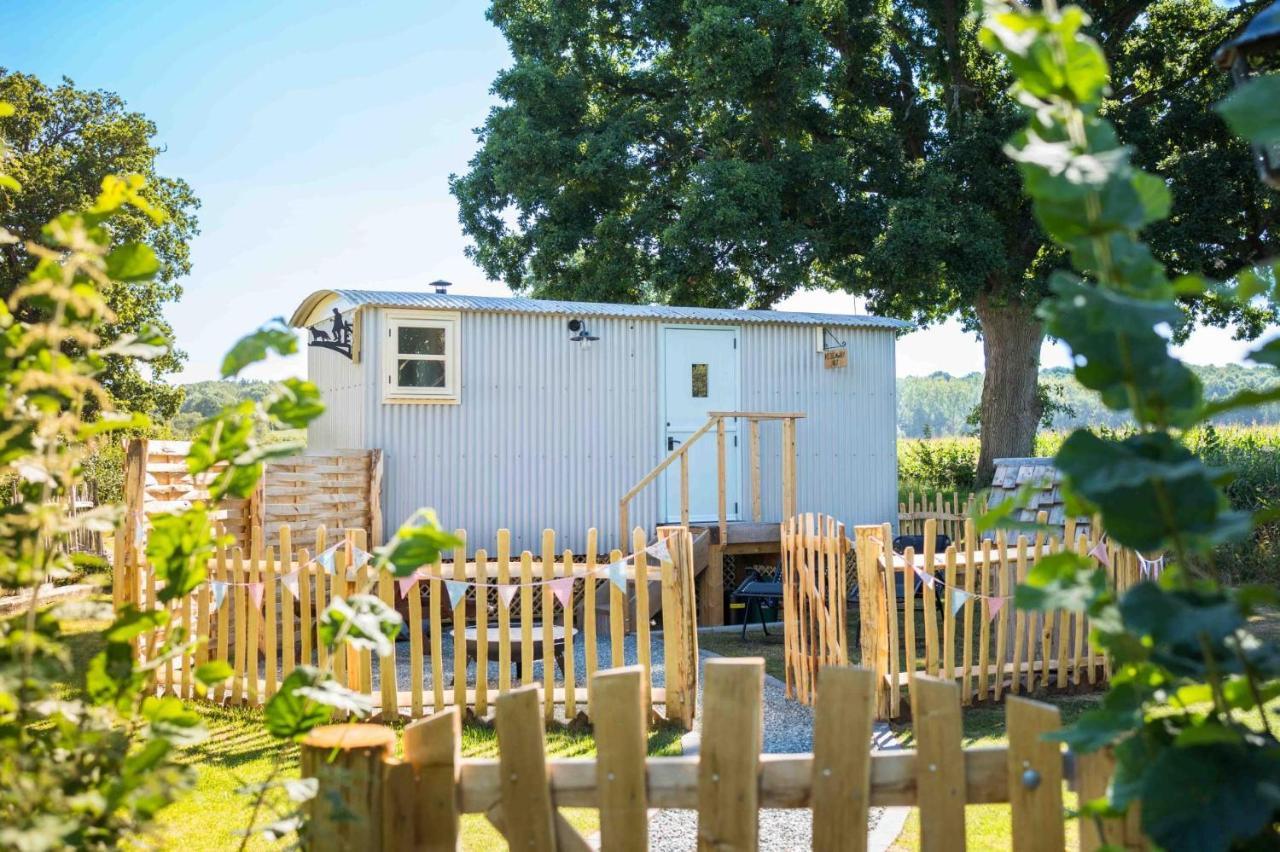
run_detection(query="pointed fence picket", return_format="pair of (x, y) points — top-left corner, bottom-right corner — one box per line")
(301, 662), (1138, 851)
(119, 521), (697, 729)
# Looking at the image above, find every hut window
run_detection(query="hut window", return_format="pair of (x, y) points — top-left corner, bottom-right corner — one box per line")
(691, 363), (709, 397)
(382, 311), (460, 403)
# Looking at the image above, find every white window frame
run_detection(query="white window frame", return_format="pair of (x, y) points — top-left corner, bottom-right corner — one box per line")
(382, 310), (460, 404)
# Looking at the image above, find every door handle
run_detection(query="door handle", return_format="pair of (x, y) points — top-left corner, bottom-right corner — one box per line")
(668, 437), (680, 452)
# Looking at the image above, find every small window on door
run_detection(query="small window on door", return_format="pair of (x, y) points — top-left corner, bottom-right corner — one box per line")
(691, 363), (709, 398)
(383, 311), (460, 403)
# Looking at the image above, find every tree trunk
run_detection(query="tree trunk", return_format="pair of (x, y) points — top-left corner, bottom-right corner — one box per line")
(975, 297), (1044, 487)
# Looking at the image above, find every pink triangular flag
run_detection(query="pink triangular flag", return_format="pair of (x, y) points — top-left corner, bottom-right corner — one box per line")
(986, 596), (1006, 621)
(551, 576), (574, 607)
(248, 582), (265, 611)
(1088, 540), (1111, 568)
(498, 584), (518, 609)
(397, 572), (420, 599)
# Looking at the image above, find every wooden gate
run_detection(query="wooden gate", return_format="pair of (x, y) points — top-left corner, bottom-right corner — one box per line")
(780, 513), (849, 704)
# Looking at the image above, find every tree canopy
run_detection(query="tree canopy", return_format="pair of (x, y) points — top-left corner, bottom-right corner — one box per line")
(0, 70), (200, 420)
(452, 0), (1278, 482)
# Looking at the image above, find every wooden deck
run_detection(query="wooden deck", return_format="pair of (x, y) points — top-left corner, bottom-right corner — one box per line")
(657, 521), (786, 625)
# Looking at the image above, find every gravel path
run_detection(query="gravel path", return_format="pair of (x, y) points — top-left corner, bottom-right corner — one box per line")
(644, 649), (903, 852)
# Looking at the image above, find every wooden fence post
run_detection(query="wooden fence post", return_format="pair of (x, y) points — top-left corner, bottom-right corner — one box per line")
(853, 524), (890, 718)
(662, 528), (698, 730)
(383, 708), (461, 851)
(1007, 696), (1065, 852)
(1077, 748), (1146, 851)
(368, 448), (384, 547)
(593, 667), (649, 852)
(120, 437), (148, 611)
(812, 667), (875, 851)
(697, 658), (764, 851)
(301, 723), (395, 851)
(912, 676), (966, 852)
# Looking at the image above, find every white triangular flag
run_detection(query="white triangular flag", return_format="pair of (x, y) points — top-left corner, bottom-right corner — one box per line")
(211, 581), (228, 612)
(551, 576), (574, 607)
(282, 570), (300, 597)
(498, 584), (518, 609)
(248, 582), (264, 610)
(649, 537), (671, 562)
(445, 579), (468, 610)
(1088, 540), (1110, 568)
(315, 547), (336, 574)
(608, 561), (627, 593)
(952, 588), (970, 615)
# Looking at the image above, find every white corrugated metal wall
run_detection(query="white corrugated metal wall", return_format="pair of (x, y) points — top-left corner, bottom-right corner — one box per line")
(738, 324), (898, 530)
(306, 308), (898, 554)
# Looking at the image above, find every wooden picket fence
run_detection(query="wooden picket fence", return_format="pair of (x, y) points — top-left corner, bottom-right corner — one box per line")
(780, 513), (849, 704)
(853, 516), (1140, 720)
(898, 490), (977, 542)
(299, 660), (1142, 851)
(115, 523), (698, 729)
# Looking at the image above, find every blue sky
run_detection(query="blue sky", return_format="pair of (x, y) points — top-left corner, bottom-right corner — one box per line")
(1, 0), (1259, 381)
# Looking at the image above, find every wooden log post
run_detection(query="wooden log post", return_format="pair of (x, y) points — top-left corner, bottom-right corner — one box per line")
(1007, 696), (1065, 852)
(593, 667), (649, 852)
(301, 723), (396, 851)
(853, 524), (891, 719)
(662, 528), (699, 730)
(368, 448), (384, 547)
(697, 658), (764, 851)
(811, 667), (875, 851)
(383, 709), (461, 851)
(912, 676), (966, 852)
(120, 437), (149, 613)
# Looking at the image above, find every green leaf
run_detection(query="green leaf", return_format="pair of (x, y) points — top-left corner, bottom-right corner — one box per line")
(1140, 741), (1280, 852)
(378, 510), (464, 577)
(141, 695), (207, 746)
(292, 678), (375, 718)
(267, 378), (325, 429)
(146, 509), (214, 602)
(1119, 584), (1245, 678)
(1015, 551), (1101, 613)
(220, 319), (298, 378)
(104, 244), (160, 282)
(105, 606), (170, 642)
(1214, 75), (1280, 147)
(77, 411), (151, 440)
(319, 595), (402, 657)
(264, 666), (334, 740)
(97, 324), (171, 361)
(194, 660), (233, 687)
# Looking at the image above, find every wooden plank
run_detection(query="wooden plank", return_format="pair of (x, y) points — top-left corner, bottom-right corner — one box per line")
(977, 538), (992, 702)
(430, 555), (444, 712)
(231, 547), (247, 705)
(961, 519), (976, 704)
(994, 533), (1009, 702)
(1011, 536), (1027, 695)
(680, 448), (690, 528)
(609, 548), (625, 668)
(368, 447), (383, 547)
(379, 559), (398, 722)
(922, 519), (939, 678)
(520, 551), (534, 688)
(331, 547), (348, 702)
(593, 667), (648, 851)
(453, 531), (468, 717)
(1007, 697), (1064, 852)
(716, 417), (728, 545)
(583, 528), (598, 717)
(812, 667), (875, 852)
(561, 547), (577, 719)
(384, 708), (460, 851)
(903, 546), (918, 705)
(281, 525), (296, 679)
(494, 686), (558, 851)
(1073, 533), (1089, 686)
(409, 552), (425, 718)
(497, 530), (512, 697)
(541, 530), (555, 721)
(634, 527), (651, 720)
(911, 676), (966, 852)
(315, 527), (329, 670)
(942, 545), (956, 686)
(476, 548), (490, 716)
(697, 658), (763, 851)
(882, 524), (901, 718)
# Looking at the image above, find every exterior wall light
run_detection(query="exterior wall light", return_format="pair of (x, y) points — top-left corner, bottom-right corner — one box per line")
(567, 318), (599, 349)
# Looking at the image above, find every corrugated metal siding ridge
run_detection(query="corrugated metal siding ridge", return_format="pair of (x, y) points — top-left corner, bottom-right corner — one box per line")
(324, 289), (913, 330)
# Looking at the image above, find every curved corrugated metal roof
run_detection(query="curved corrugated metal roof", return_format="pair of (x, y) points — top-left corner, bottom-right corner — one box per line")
(290, 288), (913, 330)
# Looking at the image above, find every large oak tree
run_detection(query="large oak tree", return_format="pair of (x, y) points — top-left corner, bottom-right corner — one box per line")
(0, 71), (200, 421)
(452, 0), (1278, 484)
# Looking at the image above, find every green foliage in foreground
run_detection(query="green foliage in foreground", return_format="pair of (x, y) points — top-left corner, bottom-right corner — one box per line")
(980, 4), (1280, 850)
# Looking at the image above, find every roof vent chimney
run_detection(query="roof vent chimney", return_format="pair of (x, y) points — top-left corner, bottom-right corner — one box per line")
(430, 279), (453, 295)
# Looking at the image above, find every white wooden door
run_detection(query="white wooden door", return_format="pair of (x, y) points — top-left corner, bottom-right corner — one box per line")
(661, 327), (740, 522)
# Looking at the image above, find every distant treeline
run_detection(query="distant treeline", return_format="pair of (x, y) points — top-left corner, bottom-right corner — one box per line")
(898, 364), (1280, 437)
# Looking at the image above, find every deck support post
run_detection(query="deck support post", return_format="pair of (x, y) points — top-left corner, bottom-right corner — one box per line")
(854, 525), (891, 719)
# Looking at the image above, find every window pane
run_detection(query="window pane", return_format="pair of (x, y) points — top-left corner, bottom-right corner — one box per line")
(398, 325), (446, 355)
(398, 359), (446, 388)
(691, 363), (708, 398)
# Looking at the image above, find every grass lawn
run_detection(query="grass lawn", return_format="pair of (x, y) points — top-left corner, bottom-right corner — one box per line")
(53, 615), (682, 851)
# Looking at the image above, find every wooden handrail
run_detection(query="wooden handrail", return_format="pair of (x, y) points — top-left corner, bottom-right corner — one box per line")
(617, 411), (803, 549)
